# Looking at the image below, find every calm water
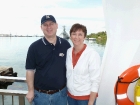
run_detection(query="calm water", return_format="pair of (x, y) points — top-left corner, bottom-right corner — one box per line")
(0, 37), (105, 105)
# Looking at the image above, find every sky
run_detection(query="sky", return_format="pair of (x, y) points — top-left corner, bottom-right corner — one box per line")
(0, 0), (105, 36)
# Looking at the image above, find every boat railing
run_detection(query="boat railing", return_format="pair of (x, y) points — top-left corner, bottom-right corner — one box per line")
(0, 76), (29, 105)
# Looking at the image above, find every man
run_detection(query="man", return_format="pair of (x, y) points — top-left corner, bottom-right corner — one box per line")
(25, 15), (71, 105)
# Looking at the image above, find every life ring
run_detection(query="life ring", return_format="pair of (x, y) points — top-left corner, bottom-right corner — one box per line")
(114, 65), (140, 105)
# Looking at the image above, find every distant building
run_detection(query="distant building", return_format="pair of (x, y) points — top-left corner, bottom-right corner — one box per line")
(88, 38), (96, 41)
(59, 26), (69, 39)
(0, 34), (11, 37)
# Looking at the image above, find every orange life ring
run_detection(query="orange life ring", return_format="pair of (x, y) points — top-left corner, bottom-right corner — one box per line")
(114, 65), (140, 105)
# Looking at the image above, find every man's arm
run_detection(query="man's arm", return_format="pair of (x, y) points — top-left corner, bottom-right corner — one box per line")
(26, 70), (35, 103)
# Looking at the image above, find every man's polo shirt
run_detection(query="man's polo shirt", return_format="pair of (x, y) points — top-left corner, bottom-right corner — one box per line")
(25, 36), (71, 90)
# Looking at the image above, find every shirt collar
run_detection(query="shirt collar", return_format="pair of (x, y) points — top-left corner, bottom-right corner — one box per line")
(72, 44), (87, 55)
(42, 36), (61, 45)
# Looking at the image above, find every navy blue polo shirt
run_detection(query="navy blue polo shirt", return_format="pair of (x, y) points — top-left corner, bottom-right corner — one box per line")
(25, 36), (71, 90)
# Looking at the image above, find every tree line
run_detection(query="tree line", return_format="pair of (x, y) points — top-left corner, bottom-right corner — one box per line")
(87, 31), (107, 45)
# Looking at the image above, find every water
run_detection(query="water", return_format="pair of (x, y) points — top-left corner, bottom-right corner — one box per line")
(0, 37), (105, 104)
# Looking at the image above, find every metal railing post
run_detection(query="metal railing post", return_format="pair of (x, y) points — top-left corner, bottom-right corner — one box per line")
(19, 96), (25, 105)
(0, 76), (28, 105)
(2, 95), (4, 105)
(12, 95), (14, 105)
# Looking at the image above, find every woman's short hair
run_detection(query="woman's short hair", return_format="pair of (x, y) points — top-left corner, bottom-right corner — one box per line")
(69, 23), (87, 37)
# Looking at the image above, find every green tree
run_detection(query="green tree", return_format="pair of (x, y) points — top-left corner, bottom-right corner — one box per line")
(86, 31), (107, 45)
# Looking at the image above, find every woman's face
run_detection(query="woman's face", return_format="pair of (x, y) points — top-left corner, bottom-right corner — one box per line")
(70, 29), (85, 46)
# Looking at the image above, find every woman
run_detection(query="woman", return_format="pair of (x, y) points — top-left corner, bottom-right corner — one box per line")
(66, 23), (101, 105)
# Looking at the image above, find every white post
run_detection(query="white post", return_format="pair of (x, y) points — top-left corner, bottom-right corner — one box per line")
(97, 0), (140, 105)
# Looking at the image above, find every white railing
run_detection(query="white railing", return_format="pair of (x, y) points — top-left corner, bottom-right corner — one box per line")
(0, 76), (29, 105)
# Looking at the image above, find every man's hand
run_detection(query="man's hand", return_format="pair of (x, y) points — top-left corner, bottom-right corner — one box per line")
(26, 90), (34, 103)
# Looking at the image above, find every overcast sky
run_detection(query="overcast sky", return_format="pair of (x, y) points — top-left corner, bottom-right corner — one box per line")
(0, 0), (105, 36)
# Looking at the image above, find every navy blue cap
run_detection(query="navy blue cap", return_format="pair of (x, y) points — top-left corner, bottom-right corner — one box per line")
(41, 15), (56, 24)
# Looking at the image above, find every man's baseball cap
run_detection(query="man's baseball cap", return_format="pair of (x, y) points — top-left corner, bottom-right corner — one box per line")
(41, 15), (56, 24)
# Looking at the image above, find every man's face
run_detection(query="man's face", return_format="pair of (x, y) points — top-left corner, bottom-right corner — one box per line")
(41, 21), (58, 37)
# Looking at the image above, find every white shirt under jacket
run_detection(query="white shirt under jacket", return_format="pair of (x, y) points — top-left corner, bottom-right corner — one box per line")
(66, 46), (101, 96)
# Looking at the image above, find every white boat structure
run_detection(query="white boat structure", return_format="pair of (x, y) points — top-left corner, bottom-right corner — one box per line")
(59, 26), (69, 39)
(97, 0), (140, 105)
